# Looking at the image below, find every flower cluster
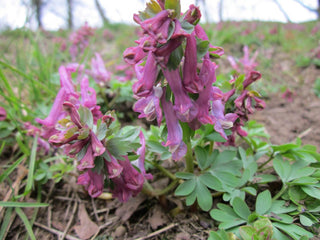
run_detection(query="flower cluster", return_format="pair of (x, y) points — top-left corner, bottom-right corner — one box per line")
(69, 22), (95, 60)
(124, 2), (236, 160)
(222, 46), (265, 145)
(36, 63), (151, 201)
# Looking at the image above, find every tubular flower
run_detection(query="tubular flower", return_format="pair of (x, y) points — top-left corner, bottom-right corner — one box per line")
(161, 88), (187, 161)
(87, 53), (111, 86)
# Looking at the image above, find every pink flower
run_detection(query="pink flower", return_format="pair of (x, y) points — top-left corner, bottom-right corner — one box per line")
(111, 157), (145, 202)
(133, 86), (163, 126)
(77, 169), (104, 198)
(162, 68), (198, 123)
(161, 88), (187, 161)
(0, 107), (6, 121)
(87, 53), (111, 85)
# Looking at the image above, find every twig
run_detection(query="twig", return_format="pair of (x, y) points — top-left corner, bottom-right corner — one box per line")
(0, 165), (28, 218)
(91, 198), (100, 223)
(33, 222), (81, 240)
(134, 223), (178, 240)
(60, 194), (78, 240)
(297, 127), (312, 139)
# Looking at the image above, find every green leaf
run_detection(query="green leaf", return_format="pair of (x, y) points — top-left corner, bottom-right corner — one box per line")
(232, 197), (251, 220)
(180, 20), (194, 34)
(301, 186), (320, 199)
(0, 207), (13, 240)
(78, 105), (93, 129)
(196, 181), (212, 211)
(199, 173), (224, 191)
(299, 214), (314, 227)
(138, 0), (162, 20)
(273, 222), (314, 239)
(96, 121), (108, 140)
(210, 209), (238, 222)
(164, 0), (181, 17)
(15, 207), (36, 240)
(208, 231), (223, 240)
(186, 190), (197, 206)
(175, 179), (196, 196)
(290, 177), (318, 185)
(0, 155), (24, 183)
(25, 135), (38, 195)
(167, 44), (183, 70)
(241, 187), (257, 196)
(196, 39), (210, 61)
(256, 190), (272, 215)
(195, 146), (208, 170)
(205, 131), (228, 142)
(273, 156), (291, 182)
(253, 174), (278, 184)
(272, 142), (299, 153)
(175, 172), (194, 179)
(0, 201), (49, 208)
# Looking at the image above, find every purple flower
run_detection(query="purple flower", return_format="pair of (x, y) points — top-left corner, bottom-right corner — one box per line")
(242, 71), (262, 89)
(140, 10), (173, 44)
(111, 156), (145, 202)
(183, 33), (200, 93)
(36, 88), (68, 136)
(210, 100), (238, 139)
(87, 53), (111, 85)
(132, 52), (159, 97)
(132, 131), (153, 180)
(77, 169), (104, 198)
(0, 106), (6, 121)
(105, 151), (123, 179)
(24, 122), (50, 154)
(162, 68), (198, 123)
(183, 4), (201, 25)
(123, 46), (147, 65)
(161, 89), (187, 161)
(133, 86), (163, 126)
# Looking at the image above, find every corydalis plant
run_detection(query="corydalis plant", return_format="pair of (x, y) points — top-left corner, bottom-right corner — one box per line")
(36, 61), (151, 202)
(124, 0), (234, 160)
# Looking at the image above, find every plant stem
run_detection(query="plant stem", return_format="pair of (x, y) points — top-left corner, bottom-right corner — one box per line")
(185, 138), (194, 173)
(142, 179), (179, 197)
(272, 184), (287, 201)
(258, 152), (274, 171)
(147, 160), (176, 180)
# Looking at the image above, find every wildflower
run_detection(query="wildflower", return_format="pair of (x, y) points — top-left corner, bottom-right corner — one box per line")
(0, 107), (6, 121)
(24, 122), (50, 154)
(162, 68), (198, 123)
(110, 156), (145, 202)
(161, 88), (187, 161)
(133, 86), (163, 126)
(69, 22), (95, 60)
(281, 88), (295, 102)
(77, 169), (104, 198)
(87, 53), (111, 86)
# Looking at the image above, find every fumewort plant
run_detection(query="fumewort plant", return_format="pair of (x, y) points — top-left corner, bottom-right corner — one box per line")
(33, 0), (320, 239)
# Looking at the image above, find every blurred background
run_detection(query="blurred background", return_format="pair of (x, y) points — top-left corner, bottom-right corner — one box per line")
(0, 0), (319, 31)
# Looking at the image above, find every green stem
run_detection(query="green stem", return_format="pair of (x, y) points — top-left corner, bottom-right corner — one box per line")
(258, 152), (274, 171)
(142, 179), (179, 197)
(272, 184), (288, 201)
(107, 88), (120, 109)
(147, 160), (176, 180)
(185, 139), (194, 173)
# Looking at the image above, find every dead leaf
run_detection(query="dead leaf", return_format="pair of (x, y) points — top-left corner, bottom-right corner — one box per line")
(115, 194), (146, 222)
(74, 203), (99, 239)
(149, 205), (168, 230)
